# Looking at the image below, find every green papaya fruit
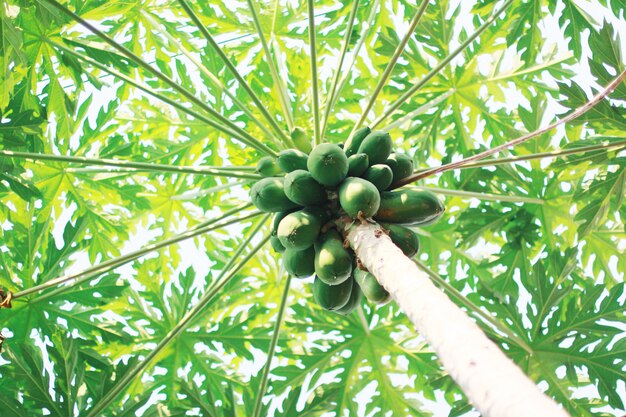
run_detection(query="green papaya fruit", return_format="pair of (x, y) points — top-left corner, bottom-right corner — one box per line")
(271, 212), (285, 233)
(357, 131), (392, 165)
(384, 156), (398, 174)
(386, 153), (413, 184)
(312, 275), (353, 311)
(277, 209), (322, 250)
(334, 281), (361, 315)
(410, 213), (443, 227)
(354, 268), (390, 304)
(270, 236), (285, 253)
(302, 206), (331, 225)
(271, 212), (293, 253)
(338, 177), (380, 218)
(343, 126), (371, 157)
(381, 223), (420, 257)
(283, 246), (316, 278)
(314, 230), (353, 285)
(272, 210), (296, 235)
(362, 164), (393, 191)
(375, 189), (444, 225)
(250, 177), (300, 212)
(256, 156), (282, 177)
(291, 127), (312, 154)
(307, 143), (349, 187)
(347, 153), (369, 177)
(284, 170), (327, 206)
(277, 149), (309, 173)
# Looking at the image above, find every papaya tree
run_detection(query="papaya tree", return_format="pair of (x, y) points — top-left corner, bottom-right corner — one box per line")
(0, 0), (624, 416)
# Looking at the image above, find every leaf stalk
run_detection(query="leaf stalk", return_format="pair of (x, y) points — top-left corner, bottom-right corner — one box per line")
(246, 0), (295, 133)
(251, 274), (292, 417)
(435, 139), (626, 171)
(13, 205), (258, 300)
(371, 0), (515, 129)
(351, 0), (429, 135)
(308, 0), (321, 144)
(85, 222), (272, 417)
(49, 40), (272, 155)
(140, 11), (283, 148)
(418, 186), (544, 204)
(395, 70), (626, 187)
(40, 0), (276, 156)
(320, 0), (362, 138)
(0, 150), (262, 180)
(175, 0), (290, 144)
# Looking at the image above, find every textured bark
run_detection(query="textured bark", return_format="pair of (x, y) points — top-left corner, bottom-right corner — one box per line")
(346, 222), (570, 417)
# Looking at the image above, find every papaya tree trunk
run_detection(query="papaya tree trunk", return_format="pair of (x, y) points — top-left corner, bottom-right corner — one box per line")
(345, 222), (570, 417)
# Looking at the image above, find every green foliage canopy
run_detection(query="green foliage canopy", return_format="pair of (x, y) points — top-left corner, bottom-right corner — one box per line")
(0, 0), (624, 416)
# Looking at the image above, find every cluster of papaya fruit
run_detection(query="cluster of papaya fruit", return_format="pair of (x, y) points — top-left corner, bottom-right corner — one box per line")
(250, 127), (445, 314)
